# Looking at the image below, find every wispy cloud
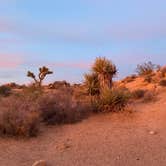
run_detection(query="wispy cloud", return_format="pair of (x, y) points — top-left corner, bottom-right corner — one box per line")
(0, 53), (23, 68)
(1, 17), (166, 45)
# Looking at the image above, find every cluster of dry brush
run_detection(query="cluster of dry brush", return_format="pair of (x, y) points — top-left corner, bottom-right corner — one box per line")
(0, 57), (165, 137)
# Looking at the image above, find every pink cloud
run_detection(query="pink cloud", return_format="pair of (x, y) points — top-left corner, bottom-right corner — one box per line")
(49, 62), (91, 69)
(0, 54), (23, 68)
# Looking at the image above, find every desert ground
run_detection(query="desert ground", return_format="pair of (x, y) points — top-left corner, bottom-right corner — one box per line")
(0, 88), (166, 166)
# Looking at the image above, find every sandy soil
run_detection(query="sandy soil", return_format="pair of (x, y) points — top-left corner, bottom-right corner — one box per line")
(1, 92), (166, 166)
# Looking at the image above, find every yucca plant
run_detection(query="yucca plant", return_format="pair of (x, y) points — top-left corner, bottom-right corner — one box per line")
(92, 57), (117, 92)
(84, 73), (100, 96)
(96, 88), (131, 112)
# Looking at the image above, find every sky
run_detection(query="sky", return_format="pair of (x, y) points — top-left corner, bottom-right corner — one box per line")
(0, 0), (166, 84)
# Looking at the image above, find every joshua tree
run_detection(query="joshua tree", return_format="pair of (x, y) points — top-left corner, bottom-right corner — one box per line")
(92, 57), (117, 91)
(27, 66), (53, 87)
(84, 72), (100, 96)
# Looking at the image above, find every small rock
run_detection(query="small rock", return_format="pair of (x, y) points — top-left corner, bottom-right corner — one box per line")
(32, 160), (46, 166)
(149, 131), (157, 135)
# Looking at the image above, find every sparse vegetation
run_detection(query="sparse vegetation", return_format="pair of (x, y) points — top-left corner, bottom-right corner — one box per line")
(38, 93), (90, 125)
(0, 85), (12, 97)
(143, 91), (156, 103)
(132, 89), (146, 99)
(0, 96), (40, 137)
(136, 61), (157, 76)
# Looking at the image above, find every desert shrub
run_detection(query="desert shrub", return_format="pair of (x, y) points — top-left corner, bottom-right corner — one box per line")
(132, 89), (146, 99)
(160, 66), (166, 77)
(38, 93), (90, 125)
(0, 85), (12, 97)
(22, 84), (43, 99)
(0, 96), (40, 137)
(143, 91), (156, 102)
(136, 61), (157, 76)
(144, 75), (153, 83)
(159, 79), (166, 86)
(93, 88), (131, 112)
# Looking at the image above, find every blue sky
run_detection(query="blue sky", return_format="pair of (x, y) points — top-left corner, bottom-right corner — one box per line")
(0, 0), (166, 84)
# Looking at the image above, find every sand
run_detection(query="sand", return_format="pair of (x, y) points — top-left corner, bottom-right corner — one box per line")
(0, 92), (166, 166)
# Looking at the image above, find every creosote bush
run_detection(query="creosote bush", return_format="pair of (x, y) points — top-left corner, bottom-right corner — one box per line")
(0, 96), (40, 137)
(38, 93), (91, 125)
(92, 88), (131, 112)
(136, 61), (157, 76)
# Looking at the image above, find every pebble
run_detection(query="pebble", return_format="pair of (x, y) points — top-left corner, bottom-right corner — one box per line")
(32, 160), (46, 166)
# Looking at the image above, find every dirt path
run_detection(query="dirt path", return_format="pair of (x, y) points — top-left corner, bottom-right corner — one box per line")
(0, 93), (166, 166)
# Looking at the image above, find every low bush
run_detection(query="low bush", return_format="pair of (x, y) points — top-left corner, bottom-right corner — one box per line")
(144, 75), (153, 83)
(0, 85), (12, 97)
(93, 88), (131, 112)
(22, 84), (43, 99)
(143, 91), (156, 103)
(159, 79), (166, 87)
(38, 93), (90, 125)
(0, 96), (40, 137)
(136, 61), (157, 76)
(132, 89), (146, 99)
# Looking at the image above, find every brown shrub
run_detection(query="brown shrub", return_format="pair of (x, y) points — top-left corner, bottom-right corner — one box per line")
(0, 85), (12, 97)
(159, 79), (166, 86)
(38, 93), (91, 125)
(143, 91), (156, 102)
(132, 89), (146, 99)
(0, 96), (40, 137)
(160, 66), (166, 77)
(144, 75), (153, 83)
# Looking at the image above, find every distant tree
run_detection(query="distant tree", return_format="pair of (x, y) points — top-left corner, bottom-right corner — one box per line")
(27, 66), (53, 87)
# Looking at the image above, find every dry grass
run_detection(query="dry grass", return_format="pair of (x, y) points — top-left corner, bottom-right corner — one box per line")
(0, 96), (40, 137)
(38, 92), (91, 125)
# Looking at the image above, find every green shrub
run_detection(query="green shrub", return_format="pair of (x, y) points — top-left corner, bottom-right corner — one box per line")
(0, 96), (40, 137)
(0, 85), (11, 97)
(93, 88), (131, 112)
